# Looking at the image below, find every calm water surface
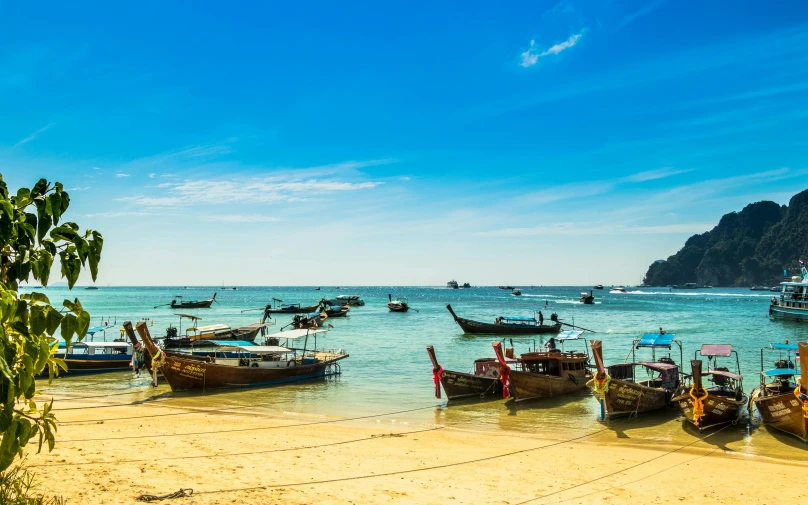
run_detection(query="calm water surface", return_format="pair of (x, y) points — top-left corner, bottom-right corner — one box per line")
(35, 285), (808, 462)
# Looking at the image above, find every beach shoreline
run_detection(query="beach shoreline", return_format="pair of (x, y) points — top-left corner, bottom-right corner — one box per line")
(28, 393), (808, 504)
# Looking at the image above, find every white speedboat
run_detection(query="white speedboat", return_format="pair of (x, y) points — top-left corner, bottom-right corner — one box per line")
(610, 287), (627, 294)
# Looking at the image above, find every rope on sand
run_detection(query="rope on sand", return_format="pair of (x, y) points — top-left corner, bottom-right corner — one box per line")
(136, 488), (193, 502)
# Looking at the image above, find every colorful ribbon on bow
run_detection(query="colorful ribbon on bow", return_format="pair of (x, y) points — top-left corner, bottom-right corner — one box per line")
(432, 366), (444, 399)
(689, 384), (709, 429)
(592, 373), (611, 398)
(151, 350), (166, 388)
(499, 364), (511, 399)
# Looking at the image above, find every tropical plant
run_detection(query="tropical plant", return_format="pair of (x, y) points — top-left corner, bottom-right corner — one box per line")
(0, 176), (102, 471)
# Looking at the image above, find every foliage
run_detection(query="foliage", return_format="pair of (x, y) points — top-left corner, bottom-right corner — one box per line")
(0, 462), (66, 505)
(0, 176), (102, 472)
(643, 192), (808, 286)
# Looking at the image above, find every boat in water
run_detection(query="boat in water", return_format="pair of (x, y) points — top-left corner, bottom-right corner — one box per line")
(263, 298), (321, 314)
(387, 294), (410, 312)
(671, 283), (699, 289)
(320, 302), (349, 318)
(48, 324), (141, 375)
(750, 286), (771, 291)
(461, 282), (471, 289)
(580, 291), (595, 304)
(588, 332), (682, 419)
(161, 293), (217, 309)
(511, 289), (522, 296)
(446, 304), (561, 335)
(447, 280), (459, 289)
(609, 287), (627, 294)
(492, 331), (591, 402)
(593, 284), (604, 290)
(133, 321), (348, 392)
(322, 294), (365, 306)
(161, 314), (272, 349)
(769, 263), (808, 322)
(426, 346), (503, 400)
(749, 342), (808, 442)
(671, 344), (747, 431)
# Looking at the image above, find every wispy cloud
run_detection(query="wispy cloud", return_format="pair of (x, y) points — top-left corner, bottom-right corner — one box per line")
(83, 211), (153, 218)
(69, 186), (91, 191)
(149, 173), (156, 178)
(524, 180), (613, 204)
(12, 123), (54, 148)
(618, 0), (668, 30)
(200, 214), (282, 223)
(115, 173), (131, 178)
(520, 32), (585, 68)
(477, 221), (712, 237)
(622, 167), (691, 183)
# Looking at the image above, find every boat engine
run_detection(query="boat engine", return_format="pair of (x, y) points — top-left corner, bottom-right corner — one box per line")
(774, 359), (793, 369)
(166, 326), (178, 339)
(267, 337), (280, 346)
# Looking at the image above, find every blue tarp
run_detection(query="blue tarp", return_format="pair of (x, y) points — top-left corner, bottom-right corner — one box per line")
(770, 343), (798, 350)
(501, 316), (536, 322)
(763, 368), (797, 376)
(637, 333), (675, 348)
(194, 340), (255, 347)
(86, 325), (110, 336)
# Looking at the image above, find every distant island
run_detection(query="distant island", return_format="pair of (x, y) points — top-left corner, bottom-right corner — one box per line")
(643, 188), (808, 287)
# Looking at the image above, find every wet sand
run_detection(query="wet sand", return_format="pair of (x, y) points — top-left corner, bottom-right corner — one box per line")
(28, 393), (808, 504)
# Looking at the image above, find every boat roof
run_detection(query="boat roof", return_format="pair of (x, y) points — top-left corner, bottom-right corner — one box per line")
(770, 343), (798, 350)
(192, 340), (255, 347)
(709, 370), (742, 381)
(636, 361), (678, 371)
(58, 341), (131, 349)
(265, 328), (328, 340)
(235, 323), (274, 331)
(216, 345), (291, 354)
(336, 294), (360, 299)
(637, 333), (676, 348)
(763, 368), (797, 377)
(779, 282), (808, 287)
(700, 344), (732, 357)
(189, 324), (230, 333)
(500, 316), (535, 322)
(556, 330), (584, 341)
(86, 325), (110, 336)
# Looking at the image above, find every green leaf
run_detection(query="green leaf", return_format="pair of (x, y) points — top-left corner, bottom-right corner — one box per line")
(45, 307), (62, 335)
(18, 418), (32, 447)
(76, 310), (90, 339)
(48, 193), (62, 225)
(60, 313), (78, 341)
(20, 291), (50, 305)
(31, 179), (49, 198)
(50, 224), (78, 242)
(29, 305), (46, 336)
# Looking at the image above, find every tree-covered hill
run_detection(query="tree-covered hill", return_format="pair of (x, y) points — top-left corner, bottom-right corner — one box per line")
(643, 188), (808, 287)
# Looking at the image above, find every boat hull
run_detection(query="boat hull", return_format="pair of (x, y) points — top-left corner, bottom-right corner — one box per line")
(440, 370), (502, 400)
(265, 304), (321, 314)
(171, 301), (214, 309)
(162, 327), (262, 349)
(769, 304), (808, 322)
(588, 378), (671, 418)
(388, 303), (409, 312)
(454, 317), (561, 335)
(158, 353), (346, 392)
(751, 388), (808, 442)
(672, 391), (747, 430)
(509, 370), (591, 401)
(47, 355), (132, 375)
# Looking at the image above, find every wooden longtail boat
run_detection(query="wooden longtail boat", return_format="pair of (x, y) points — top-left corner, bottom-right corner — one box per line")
(388, 294), (410, 312)
(580, 291), (595, 304)
(446, 304), (561, 335)
(322, 294), (365, 306)
(290, 312), (328, 329)
(492, 331), (591, 402)
(263, 298), (321, 314)
(750, 342), (808, 442)
(588, 333), (682, 419)
(168, 293), (217, 309)
(426, 346), (503, 400)
(132, 321), (348, 392)
(48, 325), (142, 375)
(672, 344), (747, 430)
(321, 304), (349, 318)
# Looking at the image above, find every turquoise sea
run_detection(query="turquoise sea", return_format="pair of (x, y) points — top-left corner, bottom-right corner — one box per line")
(34, 285), (808, 461)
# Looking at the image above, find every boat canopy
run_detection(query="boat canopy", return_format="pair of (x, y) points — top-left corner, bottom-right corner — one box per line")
(265, 328), (328, 340)
(235, 323), (274, 331)
(192, 340), (256, 347)
(700, 344), (732, 357)
(217, 345), (291, 354)
(709, 370), (742, 381)
(637, 333), (675, 348)
(556, 330), (584, 341)
(779, 281), (808, 286)
(86, 325), (111, 336)
(770, 343), (798, 350)
(500, 316), (536, 322)
(192, 324), (230, 333)
(637, 361), (679, 372)
(59, 341), (132, 349)
(336, 295), (360, 300)
(763, 368), (797, 377)
(175, 313), (202, 320)
(304, 313), (321, 318)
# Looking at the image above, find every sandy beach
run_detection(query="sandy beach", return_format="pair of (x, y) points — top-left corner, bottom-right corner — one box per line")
(26, 391), (808, 505)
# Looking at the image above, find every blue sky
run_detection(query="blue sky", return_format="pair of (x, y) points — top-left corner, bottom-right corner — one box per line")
(1, 0), (807, 285)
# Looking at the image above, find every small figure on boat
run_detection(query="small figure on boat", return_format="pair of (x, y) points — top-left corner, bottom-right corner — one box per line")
(538, 311), (544, 325)
(544, 337), (557, 351)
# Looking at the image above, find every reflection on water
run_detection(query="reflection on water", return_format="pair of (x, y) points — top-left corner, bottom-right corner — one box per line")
(36, 285), (808, 464)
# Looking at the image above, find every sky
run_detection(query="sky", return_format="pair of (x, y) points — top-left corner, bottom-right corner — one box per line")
(1, 0), (807, 286)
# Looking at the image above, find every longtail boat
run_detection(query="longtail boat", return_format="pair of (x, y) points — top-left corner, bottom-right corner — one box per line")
(426, 346), (503, 400)
(580, 291), (595, 304)
(322, 294), (365, 306)
(750, 342), (808, 442)
(290, 312), (328, 329)
(387, 294), (410, 312)
(321, 303), (349, 318)
(492, 331), (591, 401)
(166, 293), (217, 309)
(588, 333), (682, 419)
(263, 298), (321, 314)
(446, 304), (561, 335)
(162, 313), (273, 349)
(48, 324), (142, 375)
(131, 321), (348, 392)
(672, 344), (747, 430)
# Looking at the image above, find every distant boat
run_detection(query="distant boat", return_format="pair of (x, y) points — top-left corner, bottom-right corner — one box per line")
(263, 298), (320, 314)
(461, 282), (471, 289)
(511, 289), (522, 296)
(609, 287), (627, 294)
(426, 345), (502, 400)
(593, 285), (604, 290)
(499, 286), (515, 290)
(85, 286), (99, 290)
(671, 283), (699, 289)
(580, 291), (595, 304)
(156, 293), (217, 309)
(769, 262), (808, 322)
(750, 286), (771, 291)
(387, 294), (410, 312)
(446, 304), (561, 335)
(447, 280), (459, 289)
(322, 294), (365, 306)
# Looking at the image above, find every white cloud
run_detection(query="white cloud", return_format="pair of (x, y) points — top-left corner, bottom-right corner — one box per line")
(12, 123), (54, 148)
(149, 173), (156, 178)
(477, 221), (713, 237)
(623, 167), (691, 183)
(520, 33), (584, 68)
(115, 173), (131, 178)
(83, 211), (153, 218)
(201, 214), (282, 223)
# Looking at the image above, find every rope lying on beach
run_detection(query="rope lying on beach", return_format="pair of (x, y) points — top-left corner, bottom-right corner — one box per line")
(136, 488), (193, 502)
(511, 424), (732, 505)
(59, 404), (444, 443)
(30, 426), (446, 468)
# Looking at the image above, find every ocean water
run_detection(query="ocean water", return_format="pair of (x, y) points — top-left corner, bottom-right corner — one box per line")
(35, 285), (808, 461)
